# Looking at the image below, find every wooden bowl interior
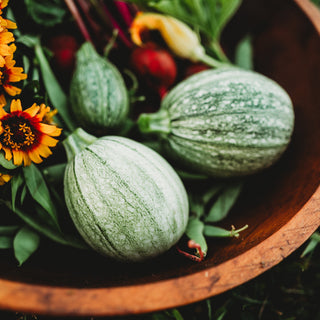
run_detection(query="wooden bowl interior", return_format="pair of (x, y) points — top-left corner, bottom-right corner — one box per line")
(1, 0), (320, 309)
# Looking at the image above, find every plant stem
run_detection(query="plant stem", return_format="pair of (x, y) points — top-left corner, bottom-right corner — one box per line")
(64, 0), (92, 42)
(113, 1), (134, 27)
(198, 52), (230, 68)
(137, 110), (171, 135)
(63, 128), (97, 161)
(210, 40), (230, 63)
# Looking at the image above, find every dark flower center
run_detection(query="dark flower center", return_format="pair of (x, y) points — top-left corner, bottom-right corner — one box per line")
(0, 114), (39, 151)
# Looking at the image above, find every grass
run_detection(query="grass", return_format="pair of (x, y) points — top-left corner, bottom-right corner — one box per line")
(1, 229), (320, 320)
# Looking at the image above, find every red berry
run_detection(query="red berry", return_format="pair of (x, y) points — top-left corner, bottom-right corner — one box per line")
(130, 46), (177, 97)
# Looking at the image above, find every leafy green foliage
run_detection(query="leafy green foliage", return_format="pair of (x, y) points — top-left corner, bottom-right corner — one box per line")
(13, 225), (40, 265)
(23, 164), (59, 228)
(11, 173), (25, 211)
(311, 0), (320, 6)
(300, 231), (320, 257)
(205, 181), (243, 223)
(34, 41), (76, 133)
(0, 226), (19, 249)
(24, 0), (67, 27)
(185, 180), (246, 256)
(0, 152), (17, 170)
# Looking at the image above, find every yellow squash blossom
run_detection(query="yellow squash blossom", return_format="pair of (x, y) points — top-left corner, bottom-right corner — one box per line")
(0, 99), (62, 166)
(0, 49), (27, 104)
(130, 12), (224, 67)
(0, 171), (11, 185)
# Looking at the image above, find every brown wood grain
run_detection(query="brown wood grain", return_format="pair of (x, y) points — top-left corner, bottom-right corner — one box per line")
(1, 0), (320, 316)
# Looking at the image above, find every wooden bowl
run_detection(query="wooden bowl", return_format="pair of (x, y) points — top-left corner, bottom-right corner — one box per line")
(1, 0), (320, 316)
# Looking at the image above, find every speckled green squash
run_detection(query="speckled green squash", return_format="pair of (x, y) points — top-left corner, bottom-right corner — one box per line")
(63, 129), (189, 262)
(69, 42), (129, 134)
(138, 67), (295, 178)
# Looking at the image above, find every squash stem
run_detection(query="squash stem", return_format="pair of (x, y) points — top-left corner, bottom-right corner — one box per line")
(198, 52), (230, 68)
(63, 128), (97, 161)
(137, 110), (171, 135)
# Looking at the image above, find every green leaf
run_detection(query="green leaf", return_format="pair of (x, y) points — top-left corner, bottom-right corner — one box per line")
(234, 35), (253, 70)
(0, 152), (17, 170)
(34, 42), (76, 132)
(311, 0), (320, 6)
(11, 173), (25, 211)
(42, 163), (66, 185)
(23, 164), (59, 227)
(211, 0), (242, 40)
(25, 0), (67, 27)
(142, 0), (241, 42)
(11, 203), (88, 250)
(205, 181), (243, 223)
(169, 309), (184, 320)
(185, 217), (208, 255)
(13, 226), (40, 265)
(0, 236), (13, 249)
(0, 225), (20, 236)
(301, 232), (320, 257)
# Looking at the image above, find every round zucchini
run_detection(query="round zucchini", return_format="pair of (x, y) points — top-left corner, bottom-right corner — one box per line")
(63, 129), (189, 262)
(69, 42), (129, 134)
(138, 67), (295, 178)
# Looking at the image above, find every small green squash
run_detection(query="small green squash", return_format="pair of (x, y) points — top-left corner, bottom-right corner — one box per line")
(69, 42), (129, 134)
(63, 128), (189, 262)
(138, 67), (295, 178)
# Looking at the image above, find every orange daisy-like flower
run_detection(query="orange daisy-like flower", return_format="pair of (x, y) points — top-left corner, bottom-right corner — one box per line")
(0, 0), (8, 14)
(0, 99), (62, 166)
(0, 49), (27, 105)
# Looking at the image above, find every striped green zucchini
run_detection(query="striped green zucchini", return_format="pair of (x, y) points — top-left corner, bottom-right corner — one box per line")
(138, 67), (295, 178)
(63, 128), (189, 262)
(69, 42), (129, 134)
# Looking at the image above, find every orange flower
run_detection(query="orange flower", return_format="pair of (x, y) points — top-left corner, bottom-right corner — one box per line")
(0, 50), (27, 105)
(0, 99), (62, 166)
(0, 0), (9, 14)
(0, 30), (14, 67)
(0, 171), (11, 185)
(0, 15), (17, 32)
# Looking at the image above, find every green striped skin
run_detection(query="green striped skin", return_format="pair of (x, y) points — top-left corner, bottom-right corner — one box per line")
(139, 67), (295, 178)
(70, 42), (129, 134)
(64, 136), (189, 262)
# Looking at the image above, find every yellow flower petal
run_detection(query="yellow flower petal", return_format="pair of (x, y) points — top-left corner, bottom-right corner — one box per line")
(12, 149), (23, 166)
(28, 150), (42, 164)
(38, 144), (53, 158)
(24, 104), (40, 117)
(41, 134), (59, 147)
(0, 105), (7, 117)
(4, 84), (21, 96)
(10, 99), (23, 112)
(22, 152), (32, 166)
(0, 173), (12, 186)
(38, 123), (62, 136)
(2, 147), (12, 161)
